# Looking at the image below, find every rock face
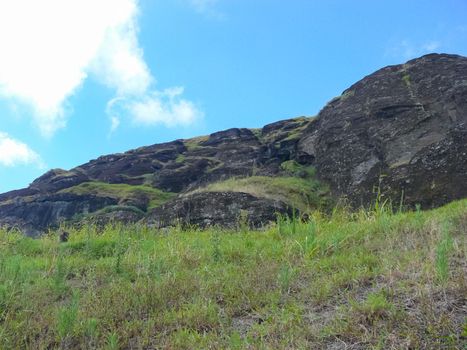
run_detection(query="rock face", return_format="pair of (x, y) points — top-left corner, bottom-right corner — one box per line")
(146, 192), (293, 229)
(0, 53), (466, 235)
(0, 118), (312, 235)
(0, 193), (117, 236)
(298, 53), (467, 207)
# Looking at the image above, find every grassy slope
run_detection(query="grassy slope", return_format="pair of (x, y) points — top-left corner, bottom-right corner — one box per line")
(0, 200), (466, 349)
(189, 175), (330, 212)
(60, 182), (175, 210)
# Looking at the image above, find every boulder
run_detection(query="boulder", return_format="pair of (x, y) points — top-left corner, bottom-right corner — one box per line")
(299, 53), (467, 207)
(146, 191), (292, 229)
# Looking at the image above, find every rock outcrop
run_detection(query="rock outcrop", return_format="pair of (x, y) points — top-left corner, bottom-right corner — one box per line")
(0, 118), (313, 235)
(0, 193), (117, 236)
(298, 53), (467, 207)
(0, 53), (466, 235)
(146, 192), (292, 229)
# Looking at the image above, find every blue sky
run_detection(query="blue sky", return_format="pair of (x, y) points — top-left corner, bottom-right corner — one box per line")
(0, 0), (466, 192)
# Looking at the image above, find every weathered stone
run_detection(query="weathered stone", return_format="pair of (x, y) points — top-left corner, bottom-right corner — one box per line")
(299, 53), (467, 207)
(29, 168), (89, 193)
(0, 193), (117, 236)
(146, 192), (292, 229)
(83, 208), (144, 227)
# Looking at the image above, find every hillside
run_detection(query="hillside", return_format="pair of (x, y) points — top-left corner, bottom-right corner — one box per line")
(0, 199), (465, 348)
(0, 53), (467, 235)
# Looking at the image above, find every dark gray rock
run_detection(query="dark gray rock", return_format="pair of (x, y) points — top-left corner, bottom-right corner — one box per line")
(82, 208), (145, 227)
(146, 192), (292, 229)
(77, 140), (187, 184)
(29, 168), (89, 193)
(299, 53), (467, 208)
(0, 193), (117, 236)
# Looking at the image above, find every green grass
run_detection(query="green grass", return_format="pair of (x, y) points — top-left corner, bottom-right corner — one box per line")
(280, 160), (316, 178)
(258, 116), (312, 144)
(0, 200), (465, 348)
(402, 73), (411, 87)
(175, 154), (186, 163)
(60, 181), (175, 210)
(183, 135), (209, 151)
(188, 175), (330, 212)
(435, 222), (454, 284)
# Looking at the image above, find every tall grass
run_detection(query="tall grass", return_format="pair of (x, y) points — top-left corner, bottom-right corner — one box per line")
(0, 199), (465, 348)
(57, 291), (79, 340)
(435, 223), (453, 284)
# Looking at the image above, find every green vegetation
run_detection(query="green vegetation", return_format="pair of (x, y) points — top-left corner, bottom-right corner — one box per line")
(280, 160), (316, 178)
(258, 116), (312, 145)
(60, 181), (175, 210)
(183, 135), (209, 151)
(282, 119), (312, 142)
(191, 161), (328, 212)
(402, 73), (411, 87)
(0, 199), (465, 348)
(93, 205), (145, 216)
(175, 154), (186, 163)
(340, 89), (355, 101)
(57, 291), (79, 341)
(250, 128), (262, 139)
(435, 222), (454, 284)
(190, 175), (329, 212)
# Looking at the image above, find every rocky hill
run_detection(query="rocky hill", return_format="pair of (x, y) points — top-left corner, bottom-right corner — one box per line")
(1, 53), (466, 236)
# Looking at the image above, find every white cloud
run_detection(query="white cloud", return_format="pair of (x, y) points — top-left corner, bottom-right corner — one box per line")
(0, 0), (201, 137)
(110, 116), (121, 135)
(107, 87), (203, 128)
(385, 39), (441, 61)
(0, 132), (44, 168)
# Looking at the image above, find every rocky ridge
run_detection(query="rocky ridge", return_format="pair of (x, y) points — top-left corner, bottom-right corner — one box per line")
(0, 53), (466, 235)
